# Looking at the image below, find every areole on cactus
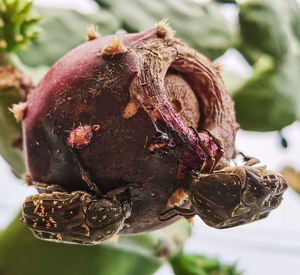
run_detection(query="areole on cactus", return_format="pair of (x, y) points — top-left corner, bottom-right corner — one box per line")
(11, 21), (287, 244)
(0, 0), (40, 53)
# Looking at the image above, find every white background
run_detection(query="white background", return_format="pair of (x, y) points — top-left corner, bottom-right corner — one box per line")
(1, 1), (300, 274)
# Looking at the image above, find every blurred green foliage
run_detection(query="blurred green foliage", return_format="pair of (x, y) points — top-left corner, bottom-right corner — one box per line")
(0, 80), (25, 176)
(234, 0), (300, 131)
(170, 253), (241, 275)
(95, 0), (235, 61)
(238, 0), (300, 63)
(239, 0), (288, 61)
(18, 7), (121, 67)
(0, 216), (242, 275)
(0, 215), (162, 275)
(0, 54), (48, 177)
(234, 55), (299, 131)
(0, 53), (28, 177)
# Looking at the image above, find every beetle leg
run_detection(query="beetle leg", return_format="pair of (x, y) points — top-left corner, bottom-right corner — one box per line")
(22, 191), (131, 244)
(201, 128), (224, 171)
(238, 152), (260, 166)
(158, 206), (195, 221)
(188, 126), (224, 173)
(68, 148), (103, 197)
(79, 166), (103, 197)
(25, 176), (68, 194)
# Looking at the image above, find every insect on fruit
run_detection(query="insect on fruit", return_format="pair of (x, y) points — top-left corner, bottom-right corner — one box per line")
(19, 21), (287, 244)
(159, 158), (287, 228)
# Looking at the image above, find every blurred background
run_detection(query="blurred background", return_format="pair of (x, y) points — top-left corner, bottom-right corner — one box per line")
(1, 0), (300, 274)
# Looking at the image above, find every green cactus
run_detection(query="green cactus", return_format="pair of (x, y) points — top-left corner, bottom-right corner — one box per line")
(0, 74), (26, 177)
(233, 55), (299, 131)
(18, 7), (121, 67)
(0, 215), (192, 275)
(0, 0), (40, 53)
(234, 0), (300, 131)
(0, 1), (44, 177)
(0, 53), (35, 177)
(0, 215), (161, 275)
(238, 0), (289, 62)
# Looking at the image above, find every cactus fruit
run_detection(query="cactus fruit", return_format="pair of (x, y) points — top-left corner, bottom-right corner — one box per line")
(20, 23), (287, 244)
(21, 23), (237, 236)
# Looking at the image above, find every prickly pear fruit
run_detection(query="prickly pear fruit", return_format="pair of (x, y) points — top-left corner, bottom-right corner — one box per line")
(22, 23), (237, 234)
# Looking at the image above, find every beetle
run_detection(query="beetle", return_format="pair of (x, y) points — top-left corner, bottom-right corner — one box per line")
(159, 160), (287, 228)
(22, 143), (287, 245)
(22, 185), (131, 244)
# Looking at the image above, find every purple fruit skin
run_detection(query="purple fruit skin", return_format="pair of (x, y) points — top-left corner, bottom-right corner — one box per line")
(23, 29), (237, 234)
